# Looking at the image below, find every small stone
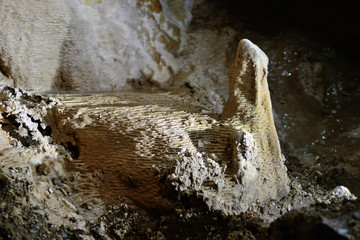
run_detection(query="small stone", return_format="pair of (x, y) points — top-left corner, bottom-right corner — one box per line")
(59, 228), (68, 239)
(81, 203), (91, 210)
(61, 197), (77, 212)
(98, 221), (106, 236)
(353, 211), (360, 220)
(52, 178), (62, 186)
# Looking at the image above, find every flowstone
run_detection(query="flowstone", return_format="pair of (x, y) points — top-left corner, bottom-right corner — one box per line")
(52, 39), (289, 214)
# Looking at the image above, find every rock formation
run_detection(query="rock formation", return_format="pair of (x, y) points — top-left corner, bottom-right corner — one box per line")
(0, 0), (188, 92)
(50, 39), (289, 214)
(1, 1), (359, 238)
(221, 39), (290, 208)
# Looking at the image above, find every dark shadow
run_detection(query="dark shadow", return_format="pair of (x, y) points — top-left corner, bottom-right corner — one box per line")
(0, 57), (11, 78)
(51, 7), (98, 93)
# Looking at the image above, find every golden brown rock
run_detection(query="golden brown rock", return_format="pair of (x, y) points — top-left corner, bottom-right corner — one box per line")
(221, 39), (290, 209)
(49, 39), (289, 214)
(0, 39), (289, 215)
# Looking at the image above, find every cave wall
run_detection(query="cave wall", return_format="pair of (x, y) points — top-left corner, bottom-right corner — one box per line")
(0, 0), (194, 92)
(1, 0), (360, 93)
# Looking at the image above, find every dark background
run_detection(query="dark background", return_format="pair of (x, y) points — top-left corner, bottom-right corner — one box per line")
(218, 0), (360, 61)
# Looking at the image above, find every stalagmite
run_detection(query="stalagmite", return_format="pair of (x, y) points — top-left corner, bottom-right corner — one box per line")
(49, 39), (290, 214)
(221, 39), (290, 211)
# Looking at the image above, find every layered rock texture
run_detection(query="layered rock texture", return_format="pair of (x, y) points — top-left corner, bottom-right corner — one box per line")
(0, 0), (291, 213)
(0, 0), (189, 91)
(50, 39), (289, 214)
(0, 39), (296, 237)
(1, 0), (360, 239)
(221, 39), (289, 209)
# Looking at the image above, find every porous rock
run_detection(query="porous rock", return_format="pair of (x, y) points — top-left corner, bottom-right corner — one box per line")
(0, 86), (90, 232)
(52, 39), (290, 214)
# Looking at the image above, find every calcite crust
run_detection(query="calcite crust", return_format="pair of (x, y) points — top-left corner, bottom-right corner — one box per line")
(49, 39), (290, 214)
(0, 39), (289, 215)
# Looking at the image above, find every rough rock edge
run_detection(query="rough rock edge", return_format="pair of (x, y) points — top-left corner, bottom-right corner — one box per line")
(0, 86), (59, 146)
(0, 86), (100, 238)
(143, 39), (290, 214)
(49, 40), (290, 215)
(0, 84), (358, 239)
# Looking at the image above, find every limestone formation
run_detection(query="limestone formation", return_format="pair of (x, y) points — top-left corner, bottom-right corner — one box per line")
(0, 39), (289, 215)
(0, 0), (238, 97)
(0, 0), (71, 90)
(1, 0), (360, 237)
(222, 39), (290, 207)
(0, 0), (186, 92)
(0, 87), (87, 228)
(49, 39), (289, 214)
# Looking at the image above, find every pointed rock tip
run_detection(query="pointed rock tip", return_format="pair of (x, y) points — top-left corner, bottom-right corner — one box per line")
(238, 39), (269, 67)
